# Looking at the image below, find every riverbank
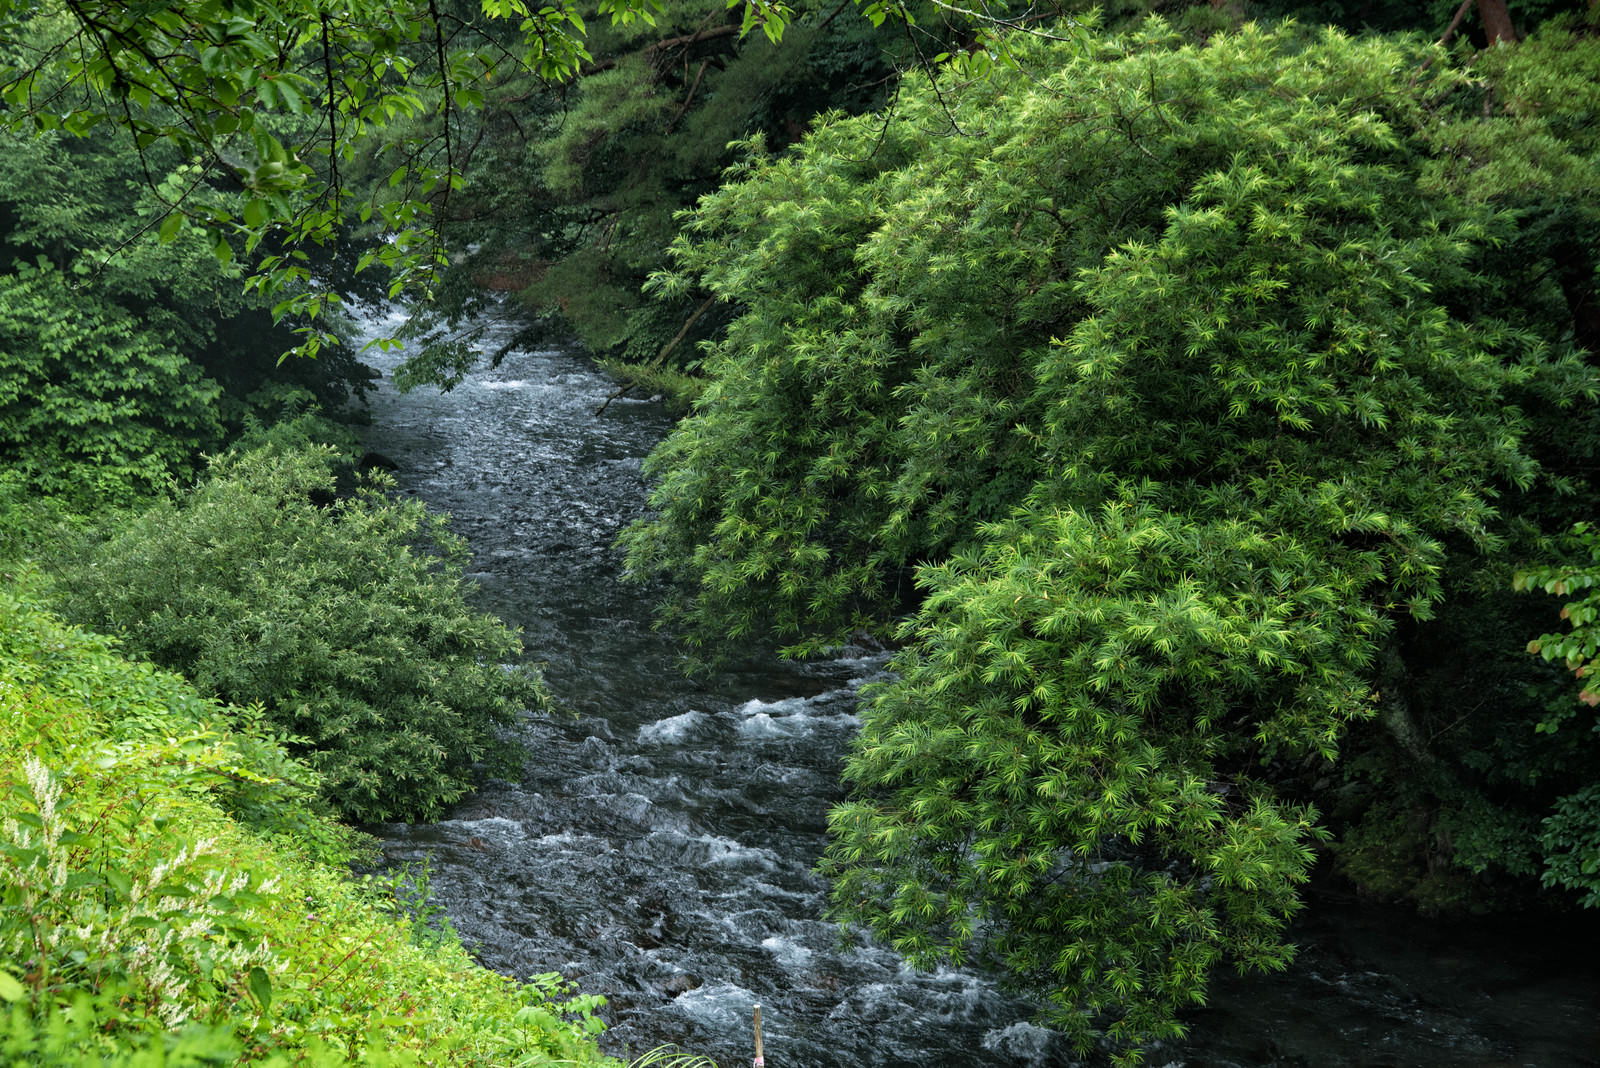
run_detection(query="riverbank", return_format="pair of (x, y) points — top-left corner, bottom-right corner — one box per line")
(0, 572), (616, 1065)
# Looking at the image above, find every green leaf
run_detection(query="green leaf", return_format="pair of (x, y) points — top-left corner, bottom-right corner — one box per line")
(0, 969), (25, 1003)
(248, 965), (273, 1012)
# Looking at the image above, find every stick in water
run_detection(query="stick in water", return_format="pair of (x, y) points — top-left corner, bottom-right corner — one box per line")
(753, 1003), (765, 1068)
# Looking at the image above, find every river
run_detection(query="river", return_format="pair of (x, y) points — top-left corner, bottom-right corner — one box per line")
(356, 303), (1600, 1068)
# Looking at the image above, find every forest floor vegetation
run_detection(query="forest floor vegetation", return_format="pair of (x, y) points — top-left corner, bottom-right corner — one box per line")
(0, 575), (615, 1066)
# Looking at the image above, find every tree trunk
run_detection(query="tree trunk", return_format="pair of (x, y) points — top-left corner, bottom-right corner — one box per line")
(1553, 239), (1600, 360)
(1379, 644), (1434, 767)
(1477, 0), (1518, 43)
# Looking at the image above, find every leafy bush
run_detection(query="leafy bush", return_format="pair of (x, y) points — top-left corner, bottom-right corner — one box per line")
(53, 441), (544, 823)
(0, 579), (613, 1066)
(0, 119), (378, 514)
(1520, 522), (1600, 711)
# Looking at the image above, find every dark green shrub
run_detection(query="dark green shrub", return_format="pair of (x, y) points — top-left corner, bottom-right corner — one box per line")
(0, 266), (225, 511)
(54, 441), (544, 823)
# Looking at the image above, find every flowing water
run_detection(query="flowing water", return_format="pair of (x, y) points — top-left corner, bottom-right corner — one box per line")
(356, 304), (1600, 1068)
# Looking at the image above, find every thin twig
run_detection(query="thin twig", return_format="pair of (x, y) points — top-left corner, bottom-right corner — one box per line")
(1412, 0), (1474, 84)
(321, 14), (340, 218)
(665, 59), (711, 134)
(901, 18), (964, 137)
(815, 0), (854, 33)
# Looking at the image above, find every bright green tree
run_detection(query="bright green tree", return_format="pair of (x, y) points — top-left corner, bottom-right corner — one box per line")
(623, 17), (1599, 1060)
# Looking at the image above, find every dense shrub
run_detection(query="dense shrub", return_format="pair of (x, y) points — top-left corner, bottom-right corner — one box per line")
(53, 441), (545, 823)
(0, 120), (377, 512)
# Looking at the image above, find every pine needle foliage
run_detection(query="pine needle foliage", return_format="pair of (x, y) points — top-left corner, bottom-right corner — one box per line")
(623, 17), (1599, 1061)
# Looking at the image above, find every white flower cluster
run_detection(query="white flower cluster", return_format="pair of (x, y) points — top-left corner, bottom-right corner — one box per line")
(0, 755), (278, 1027)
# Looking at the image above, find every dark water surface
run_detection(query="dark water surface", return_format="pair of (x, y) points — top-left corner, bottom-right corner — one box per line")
(357, 305), (1600, 1067)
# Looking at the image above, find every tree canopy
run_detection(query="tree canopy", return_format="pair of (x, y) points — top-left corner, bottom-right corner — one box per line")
(0, 0), (992, 356)
(622, 14), (1600, 1060)
(0, 0), (697, 353)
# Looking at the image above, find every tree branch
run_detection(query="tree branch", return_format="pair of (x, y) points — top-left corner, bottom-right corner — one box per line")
(579, 23), (741, 77)
(429, 0), (454, 226)
(665, 59), (711, 134)
(595, 293), (717, 415)
(1437, 0), (1474, 47)
(321, 14), (340, 220)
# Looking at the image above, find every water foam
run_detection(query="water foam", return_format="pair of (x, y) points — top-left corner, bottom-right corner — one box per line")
(671, 981), (760, 1026)
(980, 1021), (1060, 1064)
(760, 935), (814, 969)
(638, 710), (709, 744)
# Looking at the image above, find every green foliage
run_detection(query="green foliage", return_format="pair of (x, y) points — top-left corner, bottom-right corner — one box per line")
(595, 356), (706, 410)
(0, 0), (967, 348)
(0, 120), (376, 510)
(0, 0), (1170, 376)
(366, 860), (462, 952)
(1424, 18), (1600, 199)
(823, 496), (1370, 1053)
(1313, 8), (1600, 915)
(0, 470), (88, 567)
(625, 1047), (719, 1068)
(1239, 0), (1592, 40)
(0, 264), (225, 510)
(1321, 550), (1600, 913)
(0, 130), (273, 359)
(625, 20), (1587, 655)
(1540, 784), (1600, 906)
(52, 439), (546, 823)
(412, 0), (972, 383)
(1518, 522), (1600, 711)
(0, 582), (616, 1065)
(1, 992), (253, 1068)
(0, 570), (356, 862)
(0, 0), (639, 340)
(1418, 10), (1600, 356)
(624, 16), (1600, 1059)
(1514, 523), (1600, 904)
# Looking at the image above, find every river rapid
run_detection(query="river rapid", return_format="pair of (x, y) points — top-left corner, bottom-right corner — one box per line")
(356, 304), (1600, 1068)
